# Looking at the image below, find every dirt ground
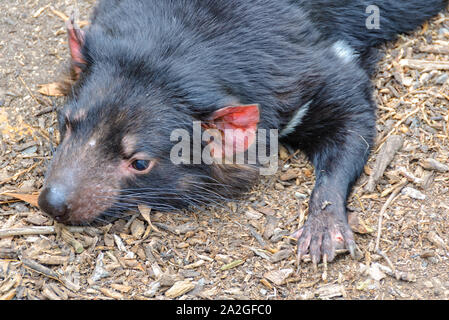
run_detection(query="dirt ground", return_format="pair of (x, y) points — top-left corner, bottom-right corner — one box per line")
(0, 0), (448, 300)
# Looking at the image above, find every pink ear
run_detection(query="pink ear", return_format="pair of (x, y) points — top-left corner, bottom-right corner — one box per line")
(202, 104), (260, 158)
(66, 15), (86, 75)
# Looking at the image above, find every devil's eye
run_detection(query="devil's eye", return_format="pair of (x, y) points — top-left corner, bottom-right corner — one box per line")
(131, 160), (151, 171)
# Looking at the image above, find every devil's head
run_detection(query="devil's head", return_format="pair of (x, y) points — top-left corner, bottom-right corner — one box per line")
(38, 17), (264, 224)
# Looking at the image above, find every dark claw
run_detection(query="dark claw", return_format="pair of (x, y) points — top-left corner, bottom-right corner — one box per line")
(322, 232), (335, 262)
(348, 241), (356, 259)
(293, 207), (356, 266)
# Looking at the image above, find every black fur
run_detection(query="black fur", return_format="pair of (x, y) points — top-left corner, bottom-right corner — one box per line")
(39, 0), (448, 263)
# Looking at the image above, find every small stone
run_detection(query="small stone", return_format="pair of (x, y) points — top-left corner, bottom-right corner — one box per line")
(294, 192), (307, 200)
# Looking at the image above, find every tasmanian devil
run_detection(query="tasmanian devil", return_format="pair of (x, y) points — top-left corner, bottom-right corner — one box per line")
(38, 0), (448, 265)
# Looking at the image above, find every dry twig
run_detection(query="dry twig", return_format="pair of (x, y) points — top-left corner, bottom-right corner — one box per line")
(375, 180), (407, 252)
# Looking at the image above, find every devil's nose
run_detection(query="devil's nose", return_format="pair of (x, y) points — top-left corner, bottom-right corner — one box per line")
(38, 185), (70, 222)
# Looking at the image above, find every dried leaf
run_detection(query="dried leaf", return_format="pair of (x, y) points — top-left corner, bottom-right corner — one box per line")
(2, 192), (39, 208)
(138, 204), (162, 235)
(38, 82), (66, 97)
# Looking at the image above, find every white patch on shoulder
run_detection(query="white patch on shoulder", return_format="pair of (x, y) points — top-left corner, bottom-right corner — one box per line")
(280, 100), (312, 138)
(332, 40), (356, 63)
(88, 139), (97, 147)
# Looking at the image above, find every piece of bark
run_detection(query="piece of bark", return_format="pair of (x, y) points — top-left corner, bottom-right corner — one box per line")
(427, 231), (447, 249)
(420, 158), (449, 172)
(0, 247), (19, 259)
(365, 135), (404, 192)
(270, 249), (292, 263)
(264, 268), (294, 286)
(165, 280), (195, 298)
(263, 215), (280, 240)
(0, 226), (55, 238)
(399, 59), (449, 70)
(418, 45), (449, 55)
(21, 258), (60, 280)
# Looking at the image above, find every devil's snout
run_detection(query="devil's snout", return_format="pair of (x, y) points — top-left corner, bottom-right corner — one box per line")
(38, 184), (70, 223)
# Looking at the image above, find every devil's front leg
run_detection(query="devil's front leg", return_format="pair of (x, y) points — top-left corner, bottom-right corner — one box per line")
(291, 85), (377, 265)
